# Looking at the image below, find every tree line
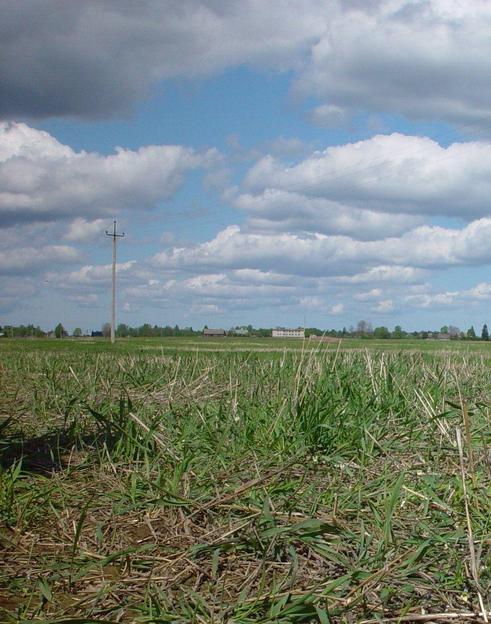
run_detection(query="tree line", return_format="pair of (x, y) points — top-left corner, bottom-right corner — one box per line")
(1, 321), (490, 340)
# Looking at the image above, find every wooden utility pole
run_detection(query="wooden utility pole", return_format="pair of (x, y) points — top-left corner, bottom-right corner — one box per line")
(105, 221), (125, 344)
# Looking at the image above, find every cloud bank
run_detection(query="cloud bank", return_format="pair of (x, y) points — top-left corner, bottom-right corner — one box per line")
(0, 122), (216, 226)
(3, 1), (491, 128)
(244, 134), (491, 221)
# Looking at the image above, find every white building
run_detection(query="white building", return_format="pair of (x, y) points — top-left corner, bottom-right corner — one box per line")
(272, 328), (305, 338)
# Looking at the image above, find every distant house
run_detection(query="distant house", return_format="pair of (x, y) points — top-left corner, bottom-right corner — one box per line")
(203, 328), (226, 337)
(272, 328), (305, 338)
(426, 332), (450, 340)
(232, 328), (249, 336)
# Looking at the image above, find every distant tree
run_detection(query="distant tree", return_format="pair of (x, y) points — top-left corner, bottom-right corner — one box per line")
(54, 323), (65, 339)
(305, 327), (322, 337)
(102, 322), (111, 338)
(373, 326), (390, 339)
(5, 324), (46, 338)
(73, 327), (82, 337)
(356, 320), (373, 337)
(440, 325), (449, 334)
(466, 326), (476, 340)
(393, 325), (403, 339)
(138, 323), (152, 337)
(482, 324), (489, 341)
(448, 325), (460, 339)
(116, 323), (129, 337)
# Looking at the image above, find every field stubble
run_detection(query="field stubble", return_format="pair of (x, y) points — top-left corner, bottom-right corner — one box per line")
(0, 342), (490, 623)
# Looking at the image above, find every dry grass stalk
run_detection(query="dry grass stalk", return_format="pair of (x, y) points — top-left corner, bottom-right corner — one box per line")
(456, 426), (489, 623)
(127, 411), (180, 460)
(360, 612), (490, 623)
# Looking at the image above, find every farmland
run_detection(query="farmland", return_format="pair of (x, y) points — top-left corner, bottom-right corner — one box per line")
(1, 338), (490, 623)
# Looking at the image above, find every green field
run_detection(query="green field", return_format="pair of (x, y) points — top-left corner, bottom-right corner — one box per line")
(2, 335), (491, 353)
(1, 339), (490, 622)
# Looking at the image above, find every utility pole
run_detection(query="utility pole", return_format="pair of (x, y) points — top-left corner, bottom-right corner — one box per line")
(105, 221), (125, 344)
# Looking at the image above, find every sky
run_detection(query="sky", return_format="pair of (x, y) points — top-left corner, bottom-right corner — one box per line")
(3, 0), (491, 333)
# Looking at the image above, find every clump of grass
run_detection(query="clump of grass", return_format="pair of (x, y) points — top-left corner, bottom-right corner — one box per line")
(0, 342), (489, 622)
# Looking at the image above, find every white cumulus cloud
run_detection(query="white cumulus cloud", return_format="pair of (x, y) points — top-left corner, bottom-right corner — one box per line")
(152, 218), (491, 279)
(245, 133), (491, 220)
(235, 188), (422, 238)
(0, 245), (79, 275)
(0, 122), (217, 226)
(64, 218), (110, 243)
(329, 303), (344, 315)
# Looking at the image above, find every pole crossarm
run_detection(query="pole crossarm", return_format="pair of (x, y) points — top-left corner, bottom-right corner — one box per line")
(105, 221), (125, 344)
(105, 220), (125, 240)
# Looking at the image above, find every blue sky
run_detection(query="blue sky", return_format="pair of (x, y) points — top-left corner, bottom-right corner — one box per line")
(3, 0), (491, 333)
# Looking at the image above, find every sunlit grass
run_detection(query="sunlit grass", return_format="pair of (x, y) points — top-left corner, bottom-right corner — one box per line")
(0, 341), (490, 622)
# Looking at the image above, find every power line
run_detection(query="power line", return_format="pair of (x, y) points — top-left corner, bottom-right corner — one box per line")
(105, 220), (125, 344)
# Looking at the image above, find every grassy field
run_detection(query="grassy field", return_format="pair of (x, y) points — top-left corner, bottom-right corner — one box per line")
(0, 338), (490, 623)
(2, 335), (491, 353)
